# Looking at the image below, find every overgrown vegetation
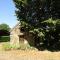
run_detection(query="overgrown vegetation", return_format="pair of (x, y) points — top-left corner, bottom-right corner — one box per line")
(13, 0), (60, 51)
(2, 43), (37, 51)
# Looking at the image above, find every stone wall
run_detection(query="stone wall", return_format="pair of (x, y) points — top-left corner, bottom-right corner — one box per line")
(10, 24), (20, 45)
(10, 23), (35, 46)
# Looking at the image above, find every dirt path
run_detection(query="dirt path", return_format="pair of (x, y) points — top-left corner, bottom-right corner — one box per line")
(0, 50), (60, 60)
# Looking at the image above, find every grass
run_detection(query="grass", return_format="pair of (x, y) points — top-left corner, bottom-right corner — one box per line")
(1, 42), (38, 51)
(0, 43), (60, 60)
(2, 42), (11, 51)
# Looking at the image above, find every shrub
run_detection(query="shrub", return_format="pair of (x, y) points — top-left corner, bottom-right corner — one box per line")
(0, 36), (10, 42)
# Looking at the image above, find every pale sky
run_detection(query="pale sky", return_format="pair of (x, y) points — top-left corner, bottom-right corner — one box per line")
(0, 0), (17, 28)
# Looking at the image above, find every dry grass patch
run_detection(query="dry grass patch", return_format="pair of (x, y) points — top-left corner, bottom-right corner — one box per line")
(0, 42), (60, 60)
(0, 50), (60, 60)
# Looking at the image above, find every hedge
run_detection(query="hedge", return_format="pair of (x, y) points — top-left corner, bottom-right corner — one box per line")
(0, 36), (10, 42)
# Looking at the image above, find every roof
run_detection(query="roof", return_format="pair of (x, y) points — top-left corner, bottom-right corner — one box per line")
(10, 21), (20, 32)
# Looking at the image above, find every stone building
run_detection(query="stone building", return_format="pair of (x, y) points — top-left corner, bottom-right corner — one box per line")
(10, 22), (34, 46)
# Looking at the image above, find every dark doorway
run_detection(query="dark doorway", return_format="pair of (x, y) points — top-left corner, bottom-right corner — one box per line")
(19, 35), (24, 43)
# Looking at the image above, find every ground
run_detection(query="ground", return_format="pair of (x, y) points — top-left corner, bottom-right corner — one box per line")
(0, 50), (60, 60)
(0, 43), (60, 60)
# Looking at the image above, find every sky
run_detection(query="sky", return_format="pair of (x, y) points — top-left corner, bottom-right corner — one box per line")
(0, 0), (17, 28)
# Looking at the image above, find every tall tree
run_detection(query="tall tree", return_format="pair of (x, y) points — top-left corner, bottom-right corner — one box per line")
(13, 0), (60, 50)
(0, 23), (10, 31)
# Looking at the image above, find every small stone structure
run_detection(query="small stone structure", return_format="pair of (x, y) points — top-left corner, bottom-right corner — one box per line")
(10, 22), (34, 46)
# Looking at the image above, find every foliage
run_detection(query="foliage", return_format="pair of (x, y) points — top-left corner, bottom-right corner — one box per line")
(0, 36), (10, 42)
(13, 0), (60, 51)
(0, 30), (10, 36)
(0, 23), (10, 31)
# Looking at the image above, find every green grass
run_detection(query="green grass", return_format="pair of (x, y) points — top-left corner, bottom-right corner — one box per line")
(0, 36), (10, 42)
(2, 42), (11, 51)
(1, 42), (38, 51)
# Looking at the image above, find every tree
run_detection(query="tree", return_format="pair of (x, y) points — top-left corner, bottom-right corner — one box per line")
(13, 0), (60, 51)
(0, 23), (10, 31)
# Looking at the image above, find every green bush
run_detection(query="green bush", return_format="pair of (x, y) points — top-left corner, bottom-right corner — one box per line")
(0, 36), (10, 42)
